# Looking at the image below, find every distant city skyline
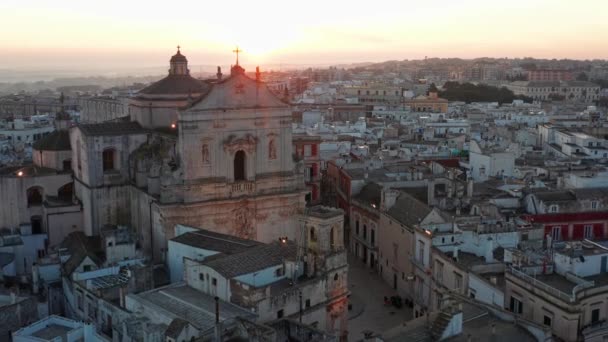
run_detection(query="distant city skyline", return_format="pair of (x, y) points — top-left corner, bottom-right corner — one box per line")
(1, 0), (608, 70)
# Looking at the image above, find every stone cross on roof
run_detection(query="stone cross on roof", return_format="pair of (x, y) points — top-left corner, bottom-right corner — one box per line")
(233, 46), (242, 65)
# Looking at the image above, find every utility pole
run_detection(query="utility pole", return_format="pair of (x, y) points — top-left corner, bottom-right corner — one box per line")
(299, 290), (303, 323)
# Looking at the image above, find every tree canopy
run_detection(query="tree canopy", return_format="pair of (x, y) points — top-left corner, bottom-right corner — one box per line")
(439, 82), (533, 104)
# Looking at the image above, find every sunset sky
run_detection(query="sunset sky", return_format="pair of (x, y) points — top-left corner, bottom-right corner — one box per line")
(1, 0), (607, 70)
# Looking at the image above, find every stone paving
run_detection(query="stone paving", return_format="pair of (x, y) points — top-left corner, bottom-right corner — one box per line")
(347, 253), (413, 341)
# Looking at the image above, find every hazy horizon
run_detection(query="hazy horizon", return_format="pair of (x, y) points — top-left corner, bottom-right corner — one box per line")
(1, 0), (608, 71)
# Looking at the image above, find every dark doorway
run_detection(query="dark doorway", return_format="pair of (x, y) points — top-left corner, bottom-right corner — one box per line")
(370, 253), (375, 269)
(27, 187), (43, 206)
(393, 273), (398, 289)
(31, 216), (42, 234)
(234, 150), (246, 181)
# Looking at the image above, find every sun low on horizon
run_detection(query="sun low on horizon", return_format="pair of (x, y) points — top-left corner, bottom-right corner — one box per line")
(1, 0), (608, 69)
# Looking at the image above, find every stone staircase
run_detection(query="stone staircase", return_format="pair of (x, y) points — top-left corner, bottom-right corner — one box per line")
(430, 310), (453, 340)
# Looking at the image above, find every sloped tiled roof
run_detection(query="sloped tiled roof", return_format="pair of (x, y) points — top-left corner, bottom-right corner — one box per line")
(533, 191), (576, 203)
(60, 232), (103, 276)
(78, 121), (146, 136)
(165, 318), (189, 338)
(170, 228), (261, 254)
(353, 182), (382, 206)
(387, 192), (432, 227)
(203, 241), (297, 279)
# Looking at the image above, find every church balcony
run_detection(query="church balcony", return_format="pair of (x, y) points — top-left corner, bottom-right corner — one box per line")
(231, 181), (255, 195)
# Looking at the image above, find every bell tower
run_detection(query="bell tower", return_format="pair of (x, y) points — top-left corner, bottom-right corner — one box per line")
(169, 46), (189, 76)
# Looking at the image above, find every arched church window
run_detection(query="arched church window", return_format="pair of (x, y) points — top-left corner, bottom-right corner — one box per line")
(268, 139), (277, 160)
(330, 227), (335, 249)
(58, 182), (73, 202)
(310, 227), (317, 242)
(27, 187), (43, 207)
(234, 150), (246, 181)
(102, 148), (116, 172)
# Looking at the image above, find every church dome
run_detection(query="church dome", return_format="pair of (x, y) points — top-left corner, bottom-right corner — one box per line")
(137, 75), (209, 95)
(136, 47), (210, 96)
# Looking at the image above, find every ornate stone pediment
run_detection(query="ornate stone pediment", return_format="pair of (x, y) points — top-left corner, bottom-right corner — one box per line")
(223, 134), (258, 154)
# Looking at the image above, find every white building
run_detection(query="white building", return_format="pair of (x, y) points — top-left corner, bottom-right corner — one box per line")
(468, 140), (515, 182)
(507, 81), (601, 103)
(12, 315), (110, 342)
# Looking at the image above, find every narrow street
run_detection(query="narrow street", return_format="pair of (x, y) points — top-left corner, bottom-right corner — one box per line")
(347, 253), (413, 341)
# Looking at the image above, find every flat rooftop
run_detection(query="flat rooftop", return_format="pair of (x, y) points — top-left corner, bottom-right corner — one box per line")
(31, 324), (72, 340)
(530, 273), (577, 293)
(133, 284), (255, 333)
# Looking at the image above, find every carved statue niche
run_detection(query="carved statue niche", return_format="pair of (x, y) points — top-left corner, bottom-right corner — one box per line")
(233, 205), (255, 239)
(267, 132), (279, 160)
(268, 139), (277, 160)
(201, 145), (209, 163)
(201, 137), (212, 164)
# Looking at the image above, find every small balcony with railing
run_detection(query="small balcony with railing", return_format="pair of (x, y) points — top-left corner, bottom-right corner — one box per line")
(230, 181), (255, 195)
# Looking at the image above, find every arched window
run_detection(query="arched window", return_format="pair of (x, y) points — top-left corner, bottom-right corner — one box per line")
(27, 187), (43, 207)
(310, 227), (317, 242)
(330, 227), (335, 248)
(58, 182), (73, 201)
(102, 148), (116, 171)
(234, 150), (246, 181)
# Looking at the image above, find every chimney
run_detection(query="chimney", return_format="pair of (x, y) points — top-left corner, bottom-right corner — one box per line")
(453, 246), (459, 261)
(485, 238), (494, 263)
(381, 189), (399, 211)
(467, 179), (474, 198)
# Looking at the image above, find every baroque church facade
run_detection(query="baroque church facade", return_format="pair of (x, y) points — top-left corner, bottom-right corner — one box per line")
(70, 48), (307, 261)
(0, 48), (349, 339)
